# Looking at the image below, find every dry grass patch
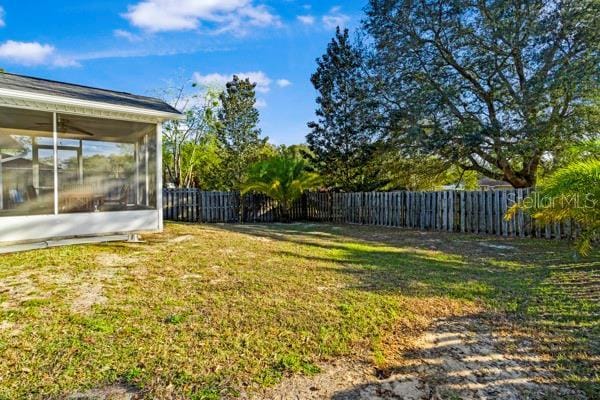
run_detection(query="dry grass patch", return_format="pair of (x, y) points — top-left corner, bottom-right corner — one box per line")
(0, 222), (597, 399)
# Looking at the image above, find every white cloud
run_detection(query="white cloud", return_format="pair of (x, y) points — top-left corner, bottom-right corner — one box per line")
(193, 71), (273, 93)
(0, 40), (78, 67)
(0, 41), (54, 64)
(297, 15), (315, 25)
(51, 55), (80, 68)
(122, 0), (281, 34)
(113, 29), (143, 42)
(322, 6), (350, 29)
(276, 79), (291, 88)
(193, 72), (230, 87)
(0, 6), (5, 28)
(255, 98), (267, 108)
(238, 4), (279, 27)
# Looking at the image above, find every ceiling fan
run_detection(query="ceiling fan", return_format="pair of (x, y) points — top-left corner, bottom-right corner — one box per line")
(35, 116), (95, 136)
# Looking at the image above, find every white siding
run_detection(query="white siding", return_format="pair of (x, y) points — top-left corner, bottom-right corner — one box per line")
(0, 210), (160, 244)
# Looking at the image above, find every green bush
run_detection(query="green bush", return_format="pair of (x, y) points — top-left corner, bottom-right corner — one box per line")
(242, 153), (321, 221)
(507, 160), (600, 255)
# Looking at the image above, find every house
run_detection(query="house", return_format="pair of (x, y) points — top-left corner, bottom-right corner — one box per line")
(478, 178), (513, 190)
(0, 72), (182, 246)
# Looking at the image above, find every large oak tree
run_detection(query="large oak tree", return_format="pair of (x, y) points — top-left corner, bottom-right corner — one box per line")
(366, 0), (600, 187)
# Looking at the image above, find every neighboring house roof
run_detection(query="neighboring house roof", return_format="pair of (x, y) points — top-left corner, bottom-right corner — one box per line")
(0, 72), (182, 116)
(0, 156), (53, 169)
(478, 177), (512, 187)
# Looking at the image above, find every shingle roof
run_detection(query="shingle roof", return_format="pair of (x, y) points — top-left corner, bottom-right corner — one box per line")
(0, 72), (182, 115)
(478, 177), (512, 187)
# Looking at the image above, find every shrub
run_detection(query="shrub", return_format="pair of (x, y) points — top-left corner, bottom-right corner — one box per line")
(242, 154), (321, 221)
(507, 160), (600, 255)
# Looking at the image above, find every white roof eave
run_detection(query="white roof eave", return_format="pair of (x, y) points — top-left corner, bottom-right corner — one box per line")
(0, 87), (184, 123)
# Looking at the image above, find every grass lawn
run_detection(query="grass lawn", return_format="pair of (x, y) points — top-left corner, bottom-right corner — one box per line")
(0, 223), (598, 399)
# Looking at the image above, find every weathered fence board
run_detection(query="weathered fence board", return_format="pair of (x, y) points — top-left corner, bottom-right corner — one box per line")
(163, 188), (573, 240)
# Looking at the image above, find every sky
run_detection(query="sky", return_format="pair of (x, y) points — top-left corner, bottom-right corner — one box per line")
(0, 1), (366, 145)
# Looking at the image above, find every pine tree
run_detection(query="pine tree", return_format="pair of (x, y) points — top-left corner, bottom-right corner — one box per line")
(217, 75), (267, 190)
(307, 28), (383, 192)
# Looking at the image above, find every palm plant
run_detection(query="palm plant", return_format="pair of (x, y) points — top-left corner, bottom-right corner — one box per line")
(506, 160), (600, 255)
(242, 154), (321, 222)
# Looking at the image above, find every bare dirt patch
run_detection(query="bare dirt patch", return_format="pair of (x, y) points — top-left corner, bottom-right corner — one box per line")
(0, 320), (20, 336)
(70, 268), (121, 313)
(256, 316), (585, 400)
(181, 273), (203, 280)
(71, 283), (107, 313)
(478, 243), (516, 251)
(218, 248), (239, 257)
(0, 272), (45, 308)
(168, 234), (195, 243)
(248, 236), (273, 242)
(96, 253), (139, 268)
(247, 359), (376, 400)
(67, 384), (140, 400)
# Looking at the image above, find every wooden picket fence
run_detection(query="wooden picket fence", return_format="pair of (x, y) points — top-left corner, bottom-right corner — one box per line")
(162, 189), (304, 223)
(163, 188), (575, 239)
(304, 190), (575, 239)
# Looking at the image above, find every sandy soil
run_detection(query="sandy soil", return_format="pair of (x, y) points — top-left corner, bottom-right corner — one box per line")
(67, 384), (140, 400)
(254, 316), (585, 400)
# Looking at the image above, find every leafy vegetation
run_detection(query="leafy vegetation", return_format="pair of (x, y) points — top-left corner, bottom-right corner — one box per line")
(307, 28), (383, 192)
(304, 0), (600, 189)
(217, 75), (270, 190)
(242, 150), (321, 221)
(377, 153), (479, 191)
(161, 77), (273, 191)
(364, 0), (600, 187)
(162, 87), (222, 188)
(541, 139), (600, 176)
(508, 159), (600, 255)
(0, 224), (597, 398)
(159, 2), (599, 192)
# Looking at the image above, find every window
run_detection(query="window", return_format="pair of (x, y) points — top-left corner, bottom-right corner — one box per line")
(0, 107), (54, 216)
(0, 106), (158, 217)
(56, 114), (157, 213)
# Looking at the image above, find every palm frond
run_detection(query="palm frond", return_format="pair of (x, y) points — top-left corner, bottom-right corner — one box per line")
(506, 160), (600, 255)
(241, 153), (322, 218)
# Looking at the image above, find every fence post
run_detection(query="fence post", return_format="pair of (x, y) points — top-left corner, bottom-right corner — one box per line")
(448, 190), (454, 232)
(301, 192), (307, 221)
(328, 192), (334, 222)
(486, 190), (492, 234)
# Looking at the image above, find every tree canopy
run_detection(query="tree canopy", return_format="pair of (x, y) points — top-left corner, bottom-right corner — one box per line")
(161, 76), (270, 190)
(365, 0), (600, 187)
(162, 86), (221, 188)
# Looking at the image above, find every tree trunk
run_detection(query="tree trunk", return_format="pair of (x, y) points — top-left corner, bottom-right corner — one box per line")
(279, 200), (292, 223)
(502, 169), (536, 188)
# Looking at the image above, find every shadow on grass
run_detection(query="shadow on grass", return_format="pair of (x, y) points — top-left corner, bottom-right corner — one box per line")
(215, 223), (550, 306)
(211, 222), (599, 398)
(330, 313), (584, 400)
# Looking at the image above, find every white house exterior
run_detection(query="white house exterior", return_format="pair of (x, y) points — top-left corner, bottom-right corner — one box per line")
(0, 73), (182, 245)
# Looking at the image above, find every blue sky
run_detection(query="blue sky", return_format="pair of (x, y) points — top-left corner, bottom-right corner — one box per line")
(0, 1), (365, 145)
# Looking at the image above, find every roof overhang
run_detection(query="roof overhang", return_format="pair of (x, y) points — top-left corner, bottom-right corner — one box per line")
(0, 87), (183, 124)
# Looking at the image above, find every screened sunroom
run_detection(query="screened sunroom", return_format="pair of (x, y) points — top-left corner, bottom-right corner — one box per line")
(0, 73), (182, 245)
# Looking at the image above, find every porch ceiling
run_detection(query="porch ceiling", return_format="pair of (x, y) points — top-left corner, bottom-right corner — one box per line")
(0, 106), (152, 142)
